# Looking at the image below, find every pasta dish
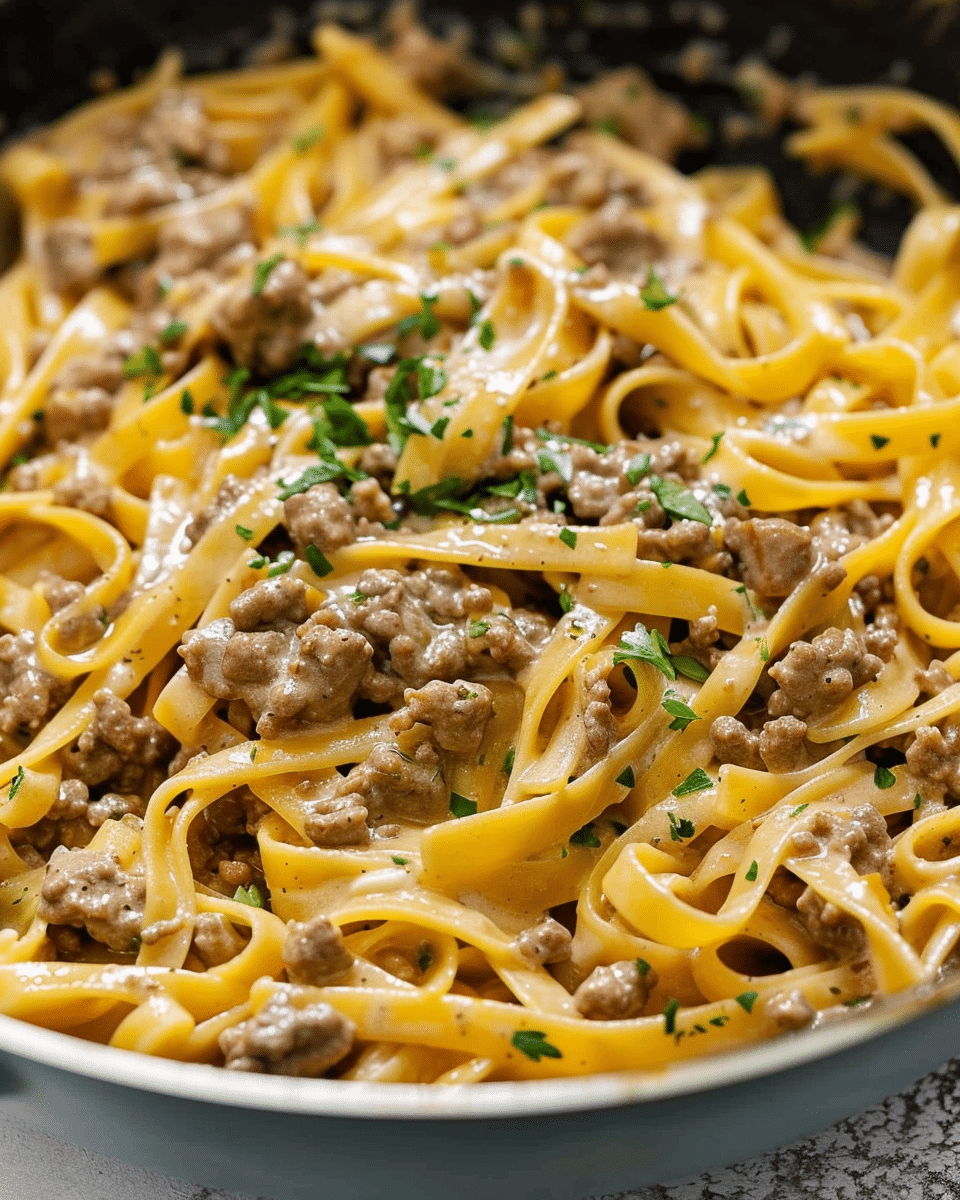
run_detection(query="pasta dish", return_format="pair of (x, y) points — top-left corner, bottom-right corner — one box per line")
(1, 16), (960, 1083)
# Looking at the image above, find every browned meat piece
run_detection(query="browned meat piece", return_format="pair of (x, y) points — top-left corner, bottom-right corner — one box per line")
(68, 688), (176, 795)
(863, 604), (899, 663)
(388, 679), (494, 754)
(711, 714), (763, 770)
(763, 988), (815, 1031)
(385, 6), (485, 99)
(757, 716), (809, 773)
(43, 387), (114, 444)
(567, 197), (666, 277)
(212, 257), (316, 374)
(348, 476), (395, 526)
(768, 627), (882, 720)
(544, 140), (648, 210)
(192, 912), (248, 968)
(219, 987), (355, 1076)
(103, 166), (181, 217)
(154, 202), (255, 279)
(283, 483), (356, 556)
(915, 661), (953, 699)
(514, 917), (573, 965)
(283, 915), (354, 986)
(41, 575), (103, 654)
(372, 115), (443, 175)
(577, 67), (699, 162)
(182, 475), (249, 549)
(637, 520), (728, 571)
(358, 441), (398, 482)
(38, 844), (145, 952)
(724, 517), (813, 598)
(52, 467), (113, 519)
(303, 789), (371, 848)
(331, 740), (447, 826)
(906, 724), (960, 800)
(0, 630), (73, 736)
(39, 219), (99, 294)
(140, 90), (229, 173)
(810, 501), (892, 563)
(181, 578), (374, 739)
(788, 804), (894, 959)
(573, 958), (657, 1020)
(186, 787), (268, 895)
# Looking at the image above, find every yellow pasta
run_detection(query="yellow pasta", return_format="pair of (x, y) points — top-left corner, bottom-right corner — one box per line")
(2, 22), (960, 1084)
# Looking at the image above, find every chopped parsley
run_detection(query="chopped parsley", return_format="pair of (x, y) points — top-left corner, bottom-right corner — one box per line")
(235, 524), (253, 541)
(431, 416), (450, 439)
(616, 765), (636, 788)
(661, 693), (701, 732)
(790, 803), (810, 817)
(649, 475), (711, 525)
(736, 488), (751, 507)
(713, 482), (732, 500)
(179, 389), (194, 415)
(251, 253), (284, 296)
(625, 452), (652, 486)
(745, 860), (759, 882)
(931, 433), (942, 448)
(663, 998), (680, 1035)
(478, 319), (496, 350)
(559, 528), (578, 549)
(233, 883), (263, 908)
(702, 432), (724, 464)
(392, 855), (409, 866)
(278, 219), (323, 246)
(914, 793), (922, 810)
(502, 747), (515, 776)
(450, 793), (477, 818)
(123, 345), (162, 380)
(511, 1029), (562, 1061)
(276, 458), (363, 501)
(468, 619), (490, 638)
(501, 414), (514, 455)
(559, 585), (573, 614)
(735, 990), (759, 1013)
(418, 946), (433, 973)
(668, 811), (697, 841)
(291, 123), (324, 153)
(636, 957), (651, 976)
(869, 434), (890, 451)
(535, 427), (608, 454)
(397, 293), (441, 341)
(8, 765), (25, 800)
(640, 267), (679, 311)
(614, 623), (674, 679)
(756, 636), (770, 663)
(672, 767), (713, 798)
(873, 764), (896, 790)
(159, 319), (188, 344)
(304, 544), (334, 578)
(311, 395), (372, 449)
(569, 822), (602, 848)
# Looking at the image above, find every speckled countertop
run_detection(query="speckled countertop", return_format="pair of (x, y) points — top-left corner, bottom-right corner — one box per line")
(2, 1058), (959, 1200)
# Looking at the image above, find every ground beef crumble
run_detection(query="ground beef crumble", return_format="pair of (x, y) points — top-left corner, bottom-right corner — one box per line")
(38, 843), (145, 952)
(573, 958), (658, 1020)
(219, 986), (355, 1076)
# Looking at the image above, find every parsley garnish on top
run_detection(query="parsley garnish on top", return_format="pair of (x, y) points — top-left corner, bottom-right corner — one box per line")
(639, 267), (679, 311)
(252, 253), (284, 296)
(511, 1029), (562, 1061)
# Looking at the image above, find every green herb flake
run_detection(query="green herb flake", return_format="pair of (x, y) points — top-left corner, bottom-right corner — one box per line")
(702, 432), (724, 464)
(478, 319), (496, 351)
(790, 803), (810, 817)
(559, 527), (578, 550)
(501, 414), (514, 456)
(450, 793), (477, 818)
(159, 319), (188, 344)
(276, 459), (363, 501)
(663, 998), (680, 1035)
(636, 957), (651, 976)
(235, 524), (253, 541)
(914, 793), (922, 810)
(278, 219), (323, 246)
(745, 860), (759, 882)
(569, 822), (602, 848)
(672, 767), (713, 798)
(735, 990), (759, 1013)
(179, 389), (194, 415)
(418, 946), (433, 973)
(266, 551), (295, 578)
(649, 475), (711, 525)
(870, 433), (890, 451)
(123, 345), (162, 380)
(616, 765), (636, 788)
(8, 765), (25, 799)
(468, 618), (490, 638)
(842, 995), (872, 1007)
(709, 1014), (729, 1027)
(511, 1029), (562, 1061)
(625, 452), (651, 486)
(461, 428), (474, 438)
(931, 433), (942, 448)
(736, 488), (751, 507)
(502, 747), (515, 776)
(392, 855), (409, 866)
(304, 544), (334, 578)
(249, 745), (258, 762)
(252, 253), (284, 296)
(756, 636), (770, 663)
(613, 622), (675, 680)
(558, 585), (573, 614)
(668, 811), (697, 841)
(292, 123), (325, 153)
(397, 293), (441, 341)
(233, 883), (263, 908)
(661, 693), (702, 732)
(430, 416), (450, 439)
(640, 267), (679, 311)
(873, 764), (896, 790)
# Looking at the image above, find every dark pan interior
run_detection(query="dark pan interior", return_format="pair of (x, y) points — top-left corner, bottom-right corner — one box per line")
(1, 0), (958, 250)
